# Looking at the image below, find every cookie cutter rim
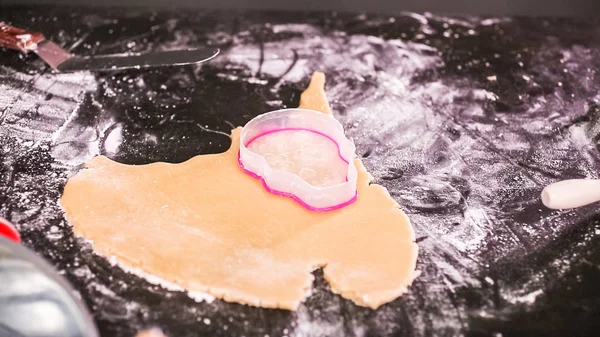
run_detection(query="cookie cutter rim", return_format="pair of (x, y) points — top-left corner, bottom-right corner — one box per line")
(238, 108), (358, 212)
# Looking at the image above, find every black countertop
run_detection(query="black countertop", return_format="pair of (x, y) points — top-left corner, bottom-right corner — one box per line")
(1, 5), (600, 337)
(7, 0), (600, 16)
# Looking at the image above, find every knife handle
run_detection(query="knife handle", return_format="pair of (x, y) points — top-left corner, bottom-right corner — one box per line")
(0, 22), (45, 53)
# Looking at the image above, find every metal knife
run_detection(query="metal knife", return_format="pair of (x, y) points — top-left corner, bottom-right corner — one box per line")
(0, 22), (219, 72)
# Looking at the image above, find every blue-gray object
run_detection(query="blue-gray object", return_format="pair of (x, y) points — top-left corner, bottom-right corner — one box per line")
(0, 236), (99, 337)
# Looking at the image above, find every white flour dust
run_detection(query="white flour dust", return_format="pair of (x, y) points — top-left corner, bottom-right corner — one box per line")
(112, 257), (216, 303)
(0, 67), (97, 143)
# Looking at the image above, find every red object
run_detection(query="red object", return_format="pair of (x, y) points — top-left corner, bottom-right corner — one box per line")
(0, 217), (20, 243)
(0, 22), (45, 53)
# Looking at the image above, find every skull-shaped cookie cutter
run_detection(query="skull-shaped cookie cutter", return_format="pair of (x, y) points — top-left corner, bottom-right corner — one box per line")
(238, 108), (358, 212)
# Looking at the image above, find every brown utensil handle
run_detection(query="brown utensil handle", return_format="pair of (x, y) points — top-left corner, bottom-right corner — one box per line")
(0, 22), (45, 53)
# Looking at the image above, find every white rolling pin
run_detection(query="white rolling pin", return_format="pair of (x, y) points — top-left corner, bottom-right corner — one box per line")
(541, 179), (600, 209)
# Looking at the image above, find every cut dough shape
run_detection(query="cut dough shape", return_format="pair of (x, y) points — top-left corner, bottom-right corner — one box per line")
(61, 72), (418, 310)
(246, 129), (348, 187)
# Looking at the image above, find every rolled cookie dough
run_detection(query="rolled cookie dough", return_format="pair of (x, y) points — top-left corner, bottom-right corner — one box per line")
(61, 72), (418, 310)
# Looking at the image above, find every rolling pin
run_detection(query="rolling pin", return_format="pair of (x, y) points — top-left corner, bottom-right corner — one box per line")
(541, 179), (600, 209)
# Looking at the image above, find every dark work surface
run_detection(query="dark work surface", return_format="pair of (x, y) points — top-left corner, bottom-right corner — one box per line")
(4, 0), (600, 17)
(1, 5), (600, 337)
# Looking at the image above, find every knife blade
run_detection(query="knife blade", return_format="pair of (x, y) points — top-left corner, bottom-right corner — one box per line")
(0, 22), (219, 72)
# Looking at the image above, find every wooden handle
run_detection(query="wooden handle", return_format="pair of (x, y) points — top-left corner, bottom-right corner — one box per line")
(541, 179), (600, 209)
(0, 22), (45, 53)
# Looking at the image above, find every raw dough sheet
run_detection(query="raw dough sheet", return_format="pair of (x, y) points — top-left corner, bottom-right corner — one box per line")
(61, 72), (418, 310)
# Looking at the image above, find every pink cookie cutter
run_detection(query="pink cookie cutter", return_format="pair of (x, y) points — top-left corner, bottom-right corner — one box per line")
(238, 108), (358, 212)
